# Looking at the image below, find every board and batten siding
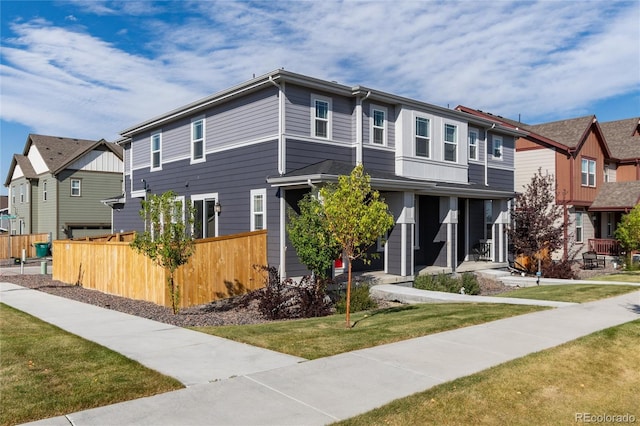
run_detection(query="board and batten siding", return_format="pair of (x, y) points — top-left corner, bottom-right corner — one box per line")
(284, 84), (355, 144)
(67, 148), (122, 173)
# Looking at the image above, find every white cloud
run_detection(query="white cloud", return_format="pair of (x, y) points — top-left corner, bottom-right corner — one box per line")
(1, 0), (638, 145)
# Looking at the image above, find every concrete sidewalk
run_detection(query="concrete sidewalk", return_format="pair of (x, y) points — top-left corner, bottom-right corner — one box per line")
(2, 282), (639, 426)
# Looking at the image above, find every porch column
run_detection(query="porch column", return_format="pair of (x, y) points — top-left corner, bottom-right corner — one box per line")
(495, 199), (509, 263)
(386, 192), (415, 277)
(440, 196), (458, 271)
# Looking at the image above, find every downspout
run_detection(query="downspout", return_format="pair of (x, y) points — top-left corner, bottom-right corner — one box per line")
(269, 75), (288, 279)
(355, 91), (371, 165)
(485, 124), (495, 186)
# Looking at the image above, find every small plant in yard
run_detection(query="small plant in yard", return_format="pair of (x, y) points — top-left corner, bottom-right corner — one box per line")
(255, 265), (332, 320)
(335, 283), (378, 314)
(414, 272), (480, 295)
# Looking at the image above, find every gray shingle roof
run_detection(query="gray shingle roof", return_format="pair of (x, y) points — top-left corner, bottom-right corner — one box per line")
(13, 155), (37, 179)
(590, 181), (640, 211)
(599, 118), (640, 160)
(527, 115), (595, 149)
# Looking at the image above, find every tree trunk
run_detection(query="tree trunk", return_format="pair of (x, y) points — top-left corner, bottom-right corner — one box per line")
(345, 260), (352, 328)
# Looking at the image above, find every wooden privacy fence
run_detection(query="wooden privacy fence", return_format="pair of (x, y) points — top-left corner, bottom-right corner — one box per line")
(52, 230), (268, 309)
(0, 233), (50, 259)
(70, 231), (136, 242)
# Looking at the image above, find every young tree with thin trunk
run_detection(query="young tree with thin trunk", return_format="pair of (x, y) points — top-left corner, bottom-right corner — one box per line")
(130, 191), (195, 314)
(508, 168), (564, 273)
(320, 165), (394, 328)
(615, 203), (640, 267)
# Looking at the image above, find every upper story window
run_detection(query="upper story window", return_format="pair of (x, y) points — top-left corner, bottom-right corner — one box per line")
(371, 106), (387, 145)
(71, 179), (81, 197)
(444, 123), (458, 162)
(250, 188), (266, 231)
(492, 136), (503, 160)
(11, 186), (15, 205)
(191, 117), (205, 163)
(581, 158), (596, 187)
(312, 95), (332, 139)
(43, 181), (47, 201)
(151, 132), (162, 171)
(468, 128), (479, 161)
(19, 184), (24, 203)
(415, 116), (430, 158)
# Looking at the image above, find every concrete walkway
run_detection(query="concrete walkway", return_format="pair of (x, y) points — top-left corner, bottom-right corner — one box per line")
(2, 282), (639, 426)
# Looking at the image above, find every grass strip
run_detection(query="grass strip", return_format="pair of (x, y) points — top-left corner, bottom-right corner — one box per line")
(0, 303), (183, 426)
(495, 284), (639, 303)
(336, 319), (640, 425)
(193, 303), (546, 359)
(587, 271), (640, 283)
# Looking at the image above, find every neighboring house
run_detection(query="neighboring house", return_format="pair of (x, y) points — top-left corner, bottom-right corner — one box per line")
(0, 195), (8, 233)
(458, 107), (638, 257)
(113, 70), (524, 278)
(4, 135), (123, 240)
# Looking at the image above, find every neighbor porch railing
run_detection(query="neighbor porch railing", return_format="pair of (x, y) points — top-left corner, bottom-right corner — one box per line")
(588, 238), (622, 256)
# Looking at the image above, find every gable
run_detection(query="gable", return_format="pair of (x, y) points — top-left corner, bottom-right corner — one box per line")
(66, 149), (123, 173)
(27, 145), (49, 174)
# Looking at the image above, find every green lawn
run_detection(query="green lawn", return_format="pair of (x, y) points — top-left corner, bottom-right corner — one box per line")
(192, 303), (546, 359)
(336, 320), (640, 426)
(0, 304), (183, 426)
(495, 284), (639, 303)
(588, 271), (640, 283)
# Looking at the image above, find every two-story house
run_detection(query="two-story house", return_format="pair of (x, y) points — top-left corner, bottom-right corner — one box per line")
(113, 70), (524, 278)
(4, 134), (123, 239)
(458, 107), (637, 257)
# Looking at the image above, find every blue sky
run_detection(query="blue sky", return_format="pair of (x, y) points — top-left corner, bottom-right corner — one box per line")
(1, 0), (639, 196)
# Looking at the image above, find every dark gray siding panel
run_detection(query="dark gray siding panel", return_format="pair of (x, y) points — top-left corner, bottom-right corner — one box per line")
(362, 148), (395, 174)
(286, 140), (354, 172)
(468, 163), (484, 185)
(114, 141), (281, 267)
(386, 224), (402, 275)
(487, 168), (514, 192)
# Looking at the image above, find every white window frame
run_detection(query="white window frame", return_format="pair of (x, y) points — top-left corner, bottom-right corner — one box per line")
(151, 132), (162, 171)
(191, 193), (219, 238)
(71, 179), (81, 197)
(20, 184), (24, 203)
(415, 116), (430, 158)
(11, 185), (15, 205)
(250, 188), (267, 231)
(468, 128), (479, 161)
(581, 158), (596, 187)
(575, 211), (583, 243)
(444, 123), (458, 162)
(311, 95), (332, 140)
(43, 180), (47, 202)
(370, 105), (387, 146)
(191, 116), (205, 164)
(492, 135), (503, 160)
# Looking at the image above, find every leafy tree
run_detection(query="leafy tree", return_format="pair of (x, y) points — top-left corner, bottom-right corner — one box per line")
(615, 203), (640, 264)
(287, 193), (341, 281)
(130, 191), (195, 314)
(320, 164), (394, 327)
(508, 168), (564, 273)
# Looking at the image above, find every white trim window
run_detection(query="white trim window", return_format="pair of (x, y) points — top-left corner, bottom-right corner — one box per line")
(468, 128), (479, 161)
(151, 132), (162, 171)
(43, 180), (47, 202)
(191, 117), (205, 163)
(581, 158), (596, 187)
(250, 188), (266, 231)
(192, 193), (218, 239)
(11, 185), (16, 206)
(20, 184), (24, 203)
(492, 135), (503, 160)
(311, 95), (331, 139)
(370, 105), (387, 145)
(415, 116), (430, 158)
(444, 123), (458, 162)
(71, 179), (81, 197)
(575, 211), (583, 243)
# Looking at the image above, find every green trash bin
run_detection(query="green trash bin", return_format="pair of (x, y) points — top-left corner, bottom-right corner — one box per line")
(34, 242), (49, 258)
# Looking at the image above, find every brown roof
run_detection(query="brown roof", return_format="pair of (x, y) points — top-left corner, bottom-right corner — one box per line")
(590, 181), (640, 211)
(599, 117), (640, 160)
(527, 115), (595, 149)
(5, 134), (123, 186)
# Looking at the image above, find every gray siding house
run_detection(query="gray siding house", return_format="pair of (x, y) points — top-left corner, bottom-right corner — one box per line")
(114, 70), (525, 278)
(4, 135), (123, 240)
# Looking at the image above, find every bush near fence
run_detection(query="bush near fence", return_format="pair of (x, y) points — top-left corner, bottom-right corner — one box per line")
(0, 233), (50, 259)
(52, 230), (267, 309)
